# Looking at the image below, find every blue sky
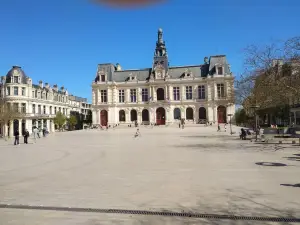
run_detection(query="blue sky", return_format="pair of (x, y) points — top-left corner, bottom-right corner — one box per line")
(0, 0), (299, 102)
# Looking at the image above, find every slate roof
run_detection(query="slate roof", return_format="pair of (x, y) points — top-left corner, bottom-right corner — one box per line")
(95, 55), (230, 83)
(5, 66), (27, 84)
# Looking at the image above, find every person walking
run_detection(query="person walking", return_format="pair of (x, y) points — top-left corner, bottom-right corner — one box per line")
(33, 127), (38, 142)
(23, 129), (29, 144)
(14, 129), (20, 145)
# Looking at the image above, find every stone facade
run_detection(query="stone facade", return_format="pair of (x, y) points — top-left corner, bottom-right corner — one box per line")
(0, 66), (89, 136)
(91, 29), (235, 126)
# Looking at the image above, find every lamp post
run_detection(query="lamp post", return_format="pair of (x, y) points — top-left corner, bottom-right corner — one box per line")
(249, 105), (259, 141)
(228, 113), (233, 135)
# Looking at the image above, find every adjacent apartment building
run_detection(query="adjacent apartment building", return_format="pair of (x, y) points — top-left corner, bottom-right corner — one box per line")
(0, 66), (90, 137)
(91, 28), (235, 126)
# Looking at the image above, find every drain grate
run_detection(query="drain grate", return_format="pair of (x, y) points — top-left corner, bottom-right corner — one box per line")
(0, 204), (299, 223)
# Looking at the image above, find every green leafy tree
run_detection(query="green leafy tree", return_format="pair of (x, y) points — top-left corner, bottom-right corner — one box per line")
(68, 115), (77, 131)
(54, 112), (66, 131)
(234, 108), (249, 126)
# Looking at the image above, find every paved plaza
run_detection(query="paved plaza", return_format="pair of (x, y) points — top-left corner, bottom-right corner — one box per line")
(0, 125), (299, 225)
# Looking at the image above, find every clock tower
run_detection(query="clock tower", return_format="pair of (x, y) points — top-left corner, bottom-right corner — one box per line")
(152, 28), (169, 79)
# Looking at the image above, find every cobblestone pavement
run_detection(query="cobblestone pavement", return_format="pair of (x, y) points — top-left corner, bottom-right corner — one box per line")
(0, 125), (299, 225)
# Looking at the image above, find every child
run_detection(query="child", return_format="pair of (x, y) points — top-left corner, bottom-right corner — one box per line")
(134, 129), (141, 138)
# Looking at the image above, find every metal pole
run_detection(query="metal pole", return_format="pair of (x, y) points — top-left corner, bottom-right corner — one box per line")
(230, 115), (232, 135)
(255, 112), (258, 141)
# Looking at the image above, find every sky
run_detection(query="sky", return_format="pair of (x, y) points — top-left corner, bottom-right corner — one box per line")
(0, 0), (299, 102)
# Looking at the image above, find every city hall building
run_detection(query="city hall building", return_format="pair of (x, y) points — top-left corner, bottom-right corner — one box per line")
(92, 28), (235, 126)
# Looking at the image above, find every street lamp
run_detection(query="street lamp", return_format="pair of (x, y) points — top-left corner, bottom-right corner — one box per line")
(227, 113), (233, 135)
(249, 105), (259, 141)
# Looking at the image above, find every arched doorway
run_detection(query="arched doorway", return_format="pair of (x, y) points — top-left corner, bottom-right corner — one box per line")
(186, 107), (194, 120)
(157, 88), (165, 101)
(142, 109), (149, 122)
(131, 109), (137, 121)
(198, 107), (207, 123)
(22, 119), (26, 134)
(156, 107), (166, 125)
(119, 110), (125, 122)
(13, 119), (19, 133)
(174, 108), (181, 120)
(217, 105), (227, 123)
(100, 110), (108, 126)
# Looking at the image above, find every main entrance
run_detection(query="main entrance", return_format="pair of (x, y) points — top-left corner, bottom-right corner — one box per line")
(100, 110), (108, 126)
(156, 107), (165, 125)
(217, 105), (226, 123)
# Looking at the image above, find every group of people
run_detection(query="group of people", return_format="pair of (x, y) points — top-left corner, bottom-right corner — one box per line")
(14, 126), (49, 145)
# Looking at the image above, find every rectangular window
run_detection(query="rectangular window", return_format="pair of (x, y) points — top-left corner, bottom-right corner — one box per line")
(43, 106), (46, 114)
(63, 108), (65, 115)
(50, 106), (52, 114)
(32, 104), (36, 114)
(22, 87), (25, 96)
(173, 87), (180, 101)
(54, 107), (57, 114)
(13, 103), (18, 112)
(14, 76), (18, 83)
(21, 103), (26, 113)
(185, 86), (193, 100)
(32, 91), (35, 98)
(198, 85), (205, 99)
(217, 83), (225, 98)
(218, 67), (223, 75)
(130, 89), (137, 102)
(101, 90), (107, 103)
(35, 90), (38, 98)
(7, 87), (10, 95)
(101, 75), (105, 82)
(38, 105), (41, 114)
(142, 88), (148, 102)
(119, 90), (125, 103)
(14, 87), (18, 95)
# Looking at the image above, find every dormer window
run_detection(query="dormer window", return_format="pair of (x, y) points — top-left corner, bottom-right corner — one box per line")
(101, 75), (105, 82)
(14, 76), (19, 83)
(217, 67), (223, 75)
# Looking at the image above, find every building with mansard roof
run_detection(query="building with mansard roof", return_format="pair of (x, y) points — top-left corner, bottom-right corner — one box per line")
(91, 28), (235, 126)
(0, 66), (91, 137)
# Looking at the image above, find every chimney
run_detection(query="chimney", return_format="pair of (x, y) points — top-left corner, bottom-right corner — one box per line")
(39, 80), (43, 88)
(272, 59), (283, 67)
(53, 84), (58, 91)
(45, 82), (50, 88)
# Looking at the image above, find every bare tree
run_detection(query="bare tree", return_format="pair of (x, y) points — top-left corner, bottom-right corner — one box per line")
(236, 36), (300, 115)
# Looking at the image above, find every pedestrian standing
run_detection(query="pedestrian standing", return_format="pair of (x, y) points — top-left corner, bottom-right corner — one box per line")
(14, 129), (20, 145)
(23, 129), (29, 144)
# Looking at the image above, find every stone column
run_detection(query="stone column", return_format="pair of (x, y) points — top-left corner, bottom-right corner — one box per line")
(126, 89), (130, 102)
(137, 88), (141, 103)
(4, 123), (8, 137)
(51, 120), (55, 132)
(149, 86), (152, 100)
(125, 109), (130, 124)
(181, 85), (185, 101)
(26, 119), (32, 134)
(97, 109), (100, 125)
(165, 85), (168, 100)
(294, 111), (297, 124)
(9, 120), (13, 137)
(169, 85), (173, 101)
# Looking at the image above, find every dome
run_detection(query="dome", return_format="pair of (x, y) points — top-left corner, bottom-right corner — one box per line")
(6, 66), (27, 84)
(158, 28), (163, 33)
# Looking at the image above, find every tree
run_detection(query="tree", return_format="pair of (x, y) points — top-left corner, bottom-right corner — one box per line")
(0, 98), (25, 137)
(53, 112), (66, 131)
(84, 110), (92, 125)
(234, 108), (249, 126)
(236, 37), (300, 115)
(68, 115), (77, 131)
